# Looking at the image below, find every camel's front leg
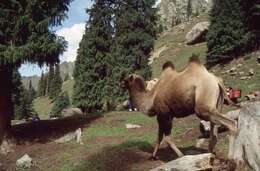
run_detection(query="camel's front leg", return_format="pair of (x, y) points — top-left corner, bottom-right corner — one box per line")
(151, 127), (163, 160)
(164, 135), (184, 157)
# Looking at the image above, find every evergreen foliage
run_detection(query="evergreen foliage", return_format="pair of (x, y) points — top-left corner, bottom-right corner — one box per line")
(12, 70), (36, 120)
(0, 0), (71, 139)
(109, 0), (158, 104)
(50, 91), (70, 118)
(49, 64), (63, 99)
(206, 0), (260, 65)
(37, 72), (46, 97)
(73, 0), (114, 112)
(73, 0), (158, 112)
(47, 65), (55, 95)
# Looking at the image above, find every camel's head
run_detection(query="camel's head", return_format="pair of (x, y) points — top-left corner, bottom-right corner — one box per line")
(122, 74), (146, 92)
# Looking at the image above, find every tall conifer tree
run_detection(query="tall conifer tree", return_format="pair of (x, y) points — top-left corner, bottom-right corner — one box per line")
(73, 0), (113, 112)
(0, 0), (72, 142)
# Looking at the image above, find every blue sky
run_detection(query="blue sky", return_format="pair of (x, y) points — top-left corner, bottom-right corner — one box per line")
(19, 0), (93, 76)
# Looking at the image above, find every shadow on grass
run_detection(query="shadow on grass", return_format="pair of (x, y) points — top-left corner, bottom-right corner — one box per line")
(11, 114), (103, 144)
(72, 140), (208, 171)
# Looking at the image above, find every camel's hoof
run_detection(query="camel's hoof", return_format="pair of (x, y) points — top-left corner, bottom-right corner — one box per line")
(149, 155), (159, 161)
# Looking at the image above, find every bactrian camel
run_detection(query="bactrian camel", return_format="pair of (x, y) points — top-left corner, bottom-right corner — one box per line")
(123, 55), (237, 160)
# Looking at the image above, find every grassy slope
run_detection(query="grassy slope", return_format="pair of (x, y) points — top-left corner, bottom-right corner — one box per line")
(33, 79), (74, 119)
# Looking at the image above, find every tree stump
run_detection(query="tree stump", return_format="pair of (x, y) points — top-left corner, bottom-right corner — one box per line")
(233, 102), (260, 171)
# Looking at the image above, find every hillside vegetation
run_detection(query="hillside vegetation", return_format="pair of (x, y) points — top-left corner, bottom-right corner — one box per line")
(33, 13), (260, 118)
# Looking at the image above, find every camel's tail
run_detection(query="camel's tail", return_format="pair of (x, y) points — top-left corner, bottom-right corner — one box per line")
(218, 81), (241, 109)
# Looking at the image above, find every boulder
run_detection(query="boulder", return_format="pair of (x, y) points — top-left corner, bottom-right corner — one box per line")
(55, 128), (83, 144)
(186, 22), (210, 45)
(233, 102), (260, 171)
(61, 108), (83, 118)
(150, 153), (214, 171)
(16, 154), (32, 169)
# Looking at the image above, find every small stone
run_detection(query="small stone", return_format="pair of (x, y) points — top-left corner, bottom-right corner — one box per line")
(16, 154), (32, 169)
(230, 67), (236, 72)
(248, 69), (254, 76)
(125, 123), (141, 129)
(257, 57), (260, 64)
(239, 71), (245, 75)
(237, 63), (243, 67)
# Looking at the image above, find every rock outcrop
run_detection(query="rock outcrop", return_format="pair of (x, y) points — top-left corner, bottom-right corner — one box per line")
(186, 21), (210, 45)
(233, 102), (260, 171)
(158, 0), (212, 29)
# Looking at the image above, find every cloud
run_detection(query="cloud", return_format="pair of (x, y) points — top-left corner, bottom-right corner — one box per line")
(56, 23), (85, 62)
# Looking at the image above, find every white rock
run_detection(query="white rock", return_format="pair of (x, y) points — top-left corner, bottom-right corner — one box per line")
(55, 128), (83, 144)
(249, 69), (254, 76)
(0, 140), (14, 155)
(150, 153), (214, 171)
(16, 154), (32, 168)
(125, 123), (141, 129)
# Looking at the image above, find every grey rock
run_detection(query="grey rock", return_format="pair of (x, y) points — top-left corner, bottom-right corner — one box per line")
(55, 128), (83, 144)
(150, 153), (214, 171)
(158, 0), (211, 29)
(186, 22), (210, 45)
(16, 154), (32, 169)
(233, 102), (260, 171)
(61, 108), (83, 118)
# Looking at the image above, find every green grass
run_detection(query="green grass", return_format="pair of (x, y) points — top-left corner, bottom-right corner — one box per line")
(33, 96), (53, 119)
(62, 79), (74, 99)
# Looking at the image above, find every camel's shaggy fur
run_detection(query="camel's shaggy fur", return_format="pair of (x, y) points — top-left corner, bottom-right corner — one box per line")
(123, 55), (237, 160)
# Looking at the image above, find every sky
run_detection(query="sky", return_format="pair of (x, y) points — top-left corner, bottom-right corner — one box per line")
(19, 0), (93, 76)
(19, 0), (161, 76)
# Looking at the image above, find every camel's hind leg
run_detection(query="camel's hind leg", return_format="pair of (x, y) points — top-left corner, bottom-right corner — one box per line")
(164, 135), (184, 157)
(195, 108), (237, 159)
(208, 122), (217, 153)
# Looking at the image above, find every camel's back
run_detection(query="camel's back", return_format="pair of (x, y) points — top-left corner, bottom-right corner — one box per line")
(153, 62), (218, 116)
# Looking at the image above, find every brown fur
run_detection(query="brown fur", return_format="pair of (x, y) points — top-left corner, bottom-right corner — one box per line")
(123, 56), (237, 160)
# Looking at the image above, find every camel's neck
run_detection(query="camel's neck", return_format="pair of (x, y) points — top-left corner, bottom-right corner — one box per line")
(129, 88), (155, 115)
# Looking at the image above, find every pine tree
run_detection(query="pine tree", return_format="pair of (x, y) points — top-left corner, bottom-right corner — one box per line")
(47, 65), (55, 95)
(37, 72), (45, 97)
(12, 70), (36, 120)
(0, 0), (72, 142)
(50, 91), (70, 118)
(50, 64), (63, 100)
(73, 0), (113, 112)
(109, 0), (158, 104)
(206, 0), (259, 65)
(28, 80), (36, 101)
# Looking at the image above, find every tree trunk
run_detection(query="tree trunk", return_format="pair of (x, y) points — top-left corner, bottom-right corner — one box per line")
(0, 66), (13, 144)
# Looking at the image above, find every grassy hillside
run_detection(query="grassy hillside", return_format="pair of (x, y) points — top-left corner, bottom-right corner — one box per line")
(151, 13), (260, 99)
(33, 79), (74, 119)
